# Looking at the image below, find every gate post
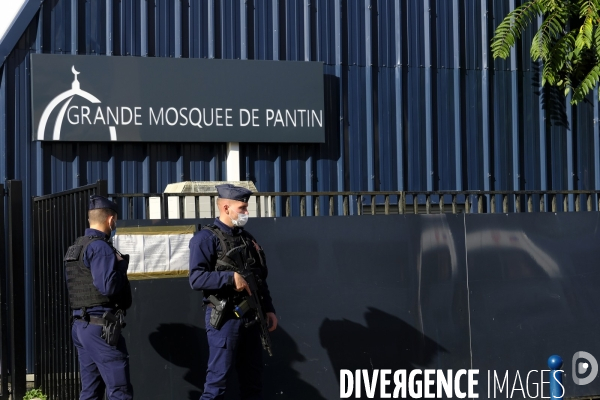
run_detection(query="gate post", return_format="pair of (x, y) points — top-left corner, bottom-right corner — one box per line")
(7, 180), (26, 399)
(97, 179), (108, 197)
(0, 184), (8, 399)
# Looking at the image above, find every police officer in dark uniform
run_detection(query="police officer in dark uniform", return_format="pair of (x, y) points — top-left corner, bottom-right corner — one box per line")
(189, 184), (278, 400)
(64, 195), (133, 399)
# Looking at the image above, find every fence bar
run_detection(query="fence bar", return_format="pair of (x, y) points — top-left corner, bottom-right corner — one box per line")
(400, 192), (405, 214)
(256, 196), (262, 217)
(329, 196), (334, 216)
(343, 196), (349, 216)
(160, 194), (167, 220)
(268, 196), (274, 217)
(128, 197), (133, 219)
(195, 196), (200, 218)
(540, 196), (545, 212)
(384, 195), (390, 215)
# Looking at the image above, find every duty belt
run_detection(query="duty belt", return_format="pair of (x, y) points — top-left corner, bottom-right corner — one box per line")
(73, 315), (106, 326)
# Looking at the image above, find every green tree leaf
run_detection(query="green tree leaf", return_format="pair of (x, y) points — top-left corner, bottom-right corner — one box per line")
(492, 0), (600, 104)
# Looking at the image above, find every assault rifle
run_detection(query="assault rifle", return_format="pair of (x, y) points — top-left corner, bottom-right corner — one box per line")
(234, 272), (273, 356)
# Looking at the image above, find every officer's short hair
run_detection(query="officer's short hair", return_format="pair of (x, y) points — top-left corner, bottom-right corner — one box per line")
(88, 208), (116, 223)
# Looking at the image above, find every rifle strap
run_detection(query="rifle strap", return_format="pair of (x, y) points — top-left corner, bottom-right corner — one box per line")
(215, 259), (240, 272)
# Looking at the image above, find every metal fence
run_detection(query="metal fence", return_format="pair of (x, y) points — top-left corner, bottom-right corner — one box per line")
(32, 181), (108, 400)
(109, 190), (600, 220)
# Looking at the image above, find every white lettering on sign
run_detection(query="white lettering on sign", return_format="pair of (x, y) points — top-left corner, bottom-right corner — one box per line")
(240, 109), (260, 127)
(266, 109), (323, 128)
(68, 105), (324, 132)
(67, 106), (139, 127)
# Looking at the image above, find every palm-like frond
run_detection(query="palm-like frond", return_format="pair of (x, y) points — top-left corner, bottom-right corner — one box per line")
(572, 64), (600, 102)
(492, 0), (600, 104)
(594, 22), (600, 60)
(542, 31), (576, 86)
(575, 16), (595, 51)
(530, 9), (569, 62)
(491, 0), (545, 59)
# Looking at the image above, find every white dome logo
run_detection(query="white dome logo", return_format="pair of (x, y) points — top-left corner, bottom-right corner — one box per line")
(36, 66), (117, 141)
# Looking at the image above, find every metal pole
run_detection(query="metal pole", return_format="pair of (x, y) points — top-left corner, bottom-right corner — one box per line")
(226, 142), (241, 181)
(7, 180), (26, 399)
(0, 184), (8, 399)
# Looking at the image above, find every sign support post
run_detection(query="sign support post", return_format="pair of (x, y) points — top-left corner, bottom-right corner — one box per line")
(226, 142), (240, 181)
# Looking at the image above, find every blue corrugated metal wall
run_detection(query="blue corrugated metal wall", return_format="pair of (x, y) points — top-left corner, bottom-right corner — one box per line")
(1, 0), (599, 371)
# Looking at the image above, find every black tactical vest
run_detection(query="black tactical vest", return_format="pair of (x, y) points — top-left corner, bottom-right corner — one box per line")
(64, 235), (132, 310)
(202, 224), (268, 283)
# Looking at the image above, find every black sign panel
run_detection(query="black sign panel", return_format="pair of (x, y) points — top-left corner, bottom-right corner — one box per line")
(30, 54), (325, 143)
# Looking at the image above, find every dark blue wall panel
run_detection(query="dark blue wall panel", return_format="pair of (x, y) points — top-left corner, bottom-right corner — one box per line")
(6, 0), (595, 196)
(2, 0), (600, 371)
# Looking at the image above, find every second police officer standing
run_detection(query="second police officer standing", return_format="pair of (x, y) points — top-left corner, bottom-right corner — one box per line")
(189, 184), (278, 400)
(64, 195), (133, 399)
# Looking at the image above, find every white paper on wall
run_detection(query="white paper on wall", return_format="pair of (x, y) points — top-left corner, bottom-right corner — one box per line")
(114, 232), (193, 274)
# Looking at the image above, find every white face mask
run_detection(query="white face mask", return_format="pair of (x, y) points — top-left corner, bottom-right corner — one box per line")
(231, 213), (249, 227)
(110, 219), (117, 240)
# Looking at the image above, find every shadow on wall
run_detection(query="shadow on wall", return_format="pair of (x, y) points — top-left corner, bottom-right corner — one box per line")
(319, 307), (446, 395)
(532, 62), (570, 130)
(262, 326), (328, 400)
(149, 323), (327, 400)
(149, 323), (208, 400)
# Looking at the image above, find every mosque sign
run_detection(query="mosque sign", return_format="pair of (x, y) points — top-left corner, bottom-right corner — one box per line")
(30, 54), (325, 143)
